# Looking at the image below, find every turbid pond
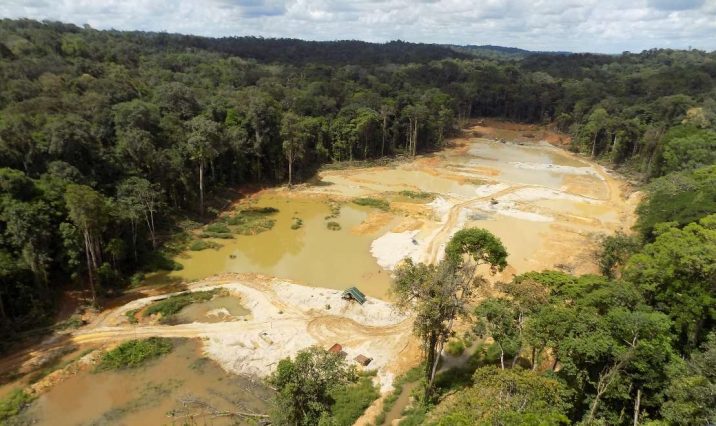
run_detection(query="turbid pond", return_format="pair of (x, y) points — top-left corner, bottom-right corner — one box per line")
(157, 196), (396, 298)
(146, 135), (634, 299)
(14, 339), (271, 425)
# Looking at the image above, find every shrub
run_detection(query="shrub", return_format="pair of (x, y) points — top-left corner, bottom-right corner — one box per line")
(326, 221), (341, 231)
(399, 190), (434, 200)
(143, 290), (216, 319)
(0, 389), (33, 423)
(199, 231), (233, 239)
(227, 207), (278, 235)
(328, 373), (380, 426)
(445, 339), (466, 356)
(189, 240), (221, 251)
(130, 272), (146, 287)
(291, 217), (303, 230)
(95, 337), (173, 371)
(125, 309), (139, 324)
(144, 251), (183, 272)
(206, 223), (230, 233)
(353, 197), (390, 211)
(325, 202), (341, 219)
(54, 314), (84, 330)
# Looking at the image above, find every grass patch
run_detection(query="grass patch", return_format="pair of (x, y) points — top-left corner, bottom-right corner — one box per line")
(95, 337), (173, 371)
(226, 207), (278, 235)
(143, 290), (217, 320)
(291, 217), (303, 230)
(328, 371), (380, 426)
(325, 201), (341, 220)
(126, 309), (139, 324)
(398, 190), (435, 201)
(206, 223), (230, 233)
(326, 221), (342, 231)
(353, 197), (390, 211)
(143, 251), (184, 272)
(54, 314), (84, 331)
(189, 240), (222, 251)
(0, 389), (33, 423)
(199, 231), (233, 239)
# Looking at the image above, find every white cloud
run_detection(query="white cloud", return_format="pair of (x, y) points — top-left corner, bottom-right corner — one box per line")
(0, 0), (714, 52)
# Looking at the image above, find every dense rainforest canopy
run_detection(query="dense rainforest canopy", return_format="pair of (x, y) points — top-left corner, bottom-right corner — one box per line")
(0, 19), (715, 424)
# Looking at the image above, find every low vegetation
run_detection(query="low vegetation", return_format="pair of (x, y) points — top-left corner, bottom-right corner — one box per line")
(353, 197), (390, 211)
(398, 190), (435, 201)
(291, 217), (303, 230)
(0, 389), (33, 423)
(325, 201), (342, 220)
(125, 309), (139, 324)
(328, 371), (380, 426)
(143, 290), (217, 320)
(444, 339), (466, 357)
(225, 207), (279, 235)
(326, 221), (342, 231)
(189, 240), (221, 251)
(95, 337), (173, 371)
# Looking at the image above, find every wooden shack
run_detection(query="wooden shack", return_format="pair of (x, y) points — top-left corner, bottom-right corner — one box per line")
(328, 343), (347, 358)
(354, 354), (372, 366)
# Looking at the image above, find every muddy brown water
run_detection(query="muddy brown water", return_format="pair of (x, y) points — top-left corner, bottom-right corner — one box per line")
(15, 339), (271, 425)
(159, 196), (395, 299)
(173, 295), (250, 324)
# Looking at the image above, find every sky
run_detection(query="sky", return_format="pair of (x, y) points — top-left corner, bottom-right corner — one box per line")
(1, 0), (715, 53)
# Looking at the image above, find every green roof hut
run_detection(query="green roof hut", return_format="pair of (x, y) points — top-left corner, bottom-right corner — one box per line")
(342, 287), (367, 305)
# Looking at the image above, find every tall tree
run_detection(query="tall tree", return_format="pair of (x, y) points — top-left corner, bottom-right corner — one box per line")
(393, 228), (507, 400)
(186, 116), (223, 215)
(64, 184), (109, 304)
(280, 112), (307, 187)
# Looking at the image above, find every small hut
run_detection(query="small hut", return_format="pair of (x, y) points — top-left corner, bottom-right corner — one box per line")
(342, 287), (367, 305)
(328, 343), (347, 358)
(354, 354), (372, 366)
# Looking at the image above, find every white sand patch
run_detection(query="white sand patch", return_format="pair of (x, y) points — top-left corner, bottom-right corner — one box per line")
(509, 161), (603, 179)
(471, 201), (554, 223)
(499, 187), (599, 203)
(474, 183), (510, 198)
(271, 281), (405, 326)
(79, 279), (411, 390)
(370, 231), (422, 270)
(427, 197), (453, 220)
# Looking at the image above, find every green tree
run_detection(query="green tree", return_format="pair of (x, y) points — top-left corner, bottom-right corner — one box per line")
(661, 334), (716, 425)
(117, 177), (164, 250)
(281, 112), (307, 187)
(186, 116), (223, 215)
(474, 299), (520, 369)
(64, 184), (109, 304)
(393, 228), (507, 400)
(624, 214), (716, 350)
(595, 231), (641, 279)
(434, 366), (570, 425)
(268, 346), (357, 426)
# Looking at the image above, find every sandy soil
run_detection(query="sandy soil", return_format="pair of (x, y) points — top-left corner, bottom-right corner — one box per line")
(69, 274), (412, 391)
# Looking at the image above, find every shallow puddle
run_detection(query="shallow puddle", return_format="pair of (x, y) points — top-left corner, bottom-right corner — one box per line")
(173, 295), (250, 324)
(163, 196), (395, 298)
(19, 339), (271, 425)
